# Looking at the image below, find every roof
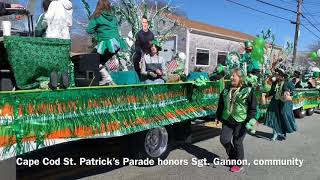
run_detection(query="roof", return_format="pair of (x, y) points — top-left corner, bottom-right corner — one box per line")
(166, 14), (255, 41)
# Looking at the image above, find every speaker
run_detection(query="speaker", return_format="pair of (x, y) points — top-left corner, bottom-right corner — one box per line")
(0, 70), (15, 91)
(71, 53), (100, 87)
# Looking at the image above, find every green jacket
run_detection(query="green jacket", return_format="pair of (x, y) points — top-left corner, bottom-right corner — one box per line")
(87, 11), (121, 42)
(216, 86), (257, 123)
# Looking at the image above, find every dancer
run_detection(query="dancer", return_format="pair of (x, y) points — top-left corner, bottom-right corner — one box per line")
(265, 68), (297, 141)
(216, 68), (257, 172)
(87, 0), (128, 85)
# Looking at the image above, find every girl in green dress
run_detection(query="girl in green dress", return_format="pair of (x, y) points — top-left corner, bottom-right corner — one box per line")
(87, 0), (128, 85)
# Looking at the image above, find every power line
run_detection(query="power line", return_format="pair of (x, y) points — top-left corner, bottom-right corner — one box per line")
(278, 0), (296, 5)
(302, 5), (320, 26)
(226, 0), (320, 44)
(301, 12), (320, 34)
(301, 23), (320, 40)
(225, 0), (295, 23)
(256, 0), (296, 14)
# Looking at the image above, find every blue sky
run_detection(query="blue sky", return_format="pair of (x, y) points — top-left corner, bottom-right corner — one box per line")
(172, 0), (320, 51)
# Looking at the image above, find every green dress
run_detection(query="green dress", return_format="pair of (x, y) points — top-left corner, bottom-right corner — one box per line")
(265, 80), (297, 135)
(87, 10), (128, 54)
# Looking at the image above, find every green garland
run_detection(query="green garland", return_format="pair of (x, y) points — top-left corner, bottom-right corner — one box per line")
(0, 81), (318, 158)
(0, 82), (220, 157)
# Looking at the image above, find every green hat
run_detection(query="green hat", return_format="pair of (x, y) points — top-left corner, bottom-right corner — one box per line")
(151, 39), (162, 51)
(313, 72), (319, 78)
(244, 40), (253, 48)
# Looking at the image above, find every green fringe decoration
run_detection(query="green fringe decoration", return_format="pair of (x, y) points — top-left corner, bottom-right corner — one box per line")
(0, 82), (319, 159)
(0, 82), (220, 158)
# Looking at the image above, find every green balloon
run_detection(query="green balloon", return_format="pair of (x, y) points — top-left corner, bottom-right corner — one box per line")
(253, 37), (266, 48)
(251, 48), (264, 61)
(310, 52), (318, 61)
(258, 56), (265, 65)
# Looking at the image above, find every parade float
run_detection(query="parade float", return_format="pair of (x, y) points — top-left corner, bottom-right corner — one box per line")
(1, 34), (319, 161)
(0, 3), (319, 161)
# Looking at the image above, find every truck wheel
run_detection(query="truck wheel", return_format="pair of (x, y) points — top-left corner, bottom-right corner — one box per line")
(294, 108), (306, 119)
(306, 108), (314, 116)
(133, 127), (171, 162)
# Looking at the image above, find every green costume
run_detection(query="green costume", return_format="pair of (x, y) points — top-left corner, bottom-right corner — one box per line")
(216, 86), (257, 123)
(87, 10), (128, 54)
(265, 80), (297, 136)
(241, 40), (262, 74)
(216, 85), (257, 163)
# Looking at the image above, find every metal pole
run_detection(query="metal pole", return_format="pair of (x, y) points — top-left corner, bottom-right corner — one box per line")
(292, 0), (303, 65)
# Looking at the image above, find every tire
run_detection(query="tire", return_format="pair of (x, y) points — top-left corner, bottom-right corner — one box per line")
(132, 127), (172, 163)
(306, 108), (314, 116)
(294, 108), (306, 119)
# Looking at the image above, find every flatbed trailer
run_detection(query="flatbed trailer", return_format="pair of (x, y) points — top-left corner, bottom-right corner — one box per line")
(0, 36), (319, 161)
(0, 80), (319, 161)
(0, 81), (220, 160)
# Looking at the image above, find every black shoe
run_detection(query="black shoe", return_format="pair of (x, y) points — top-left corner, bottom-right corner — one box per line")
(49, 71), (58, 90)
(60, 72), (70, 89)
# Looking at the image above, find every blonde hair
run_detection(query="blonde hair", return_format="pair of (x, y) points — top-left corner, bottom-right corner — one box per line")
(231, 68), (244, 87)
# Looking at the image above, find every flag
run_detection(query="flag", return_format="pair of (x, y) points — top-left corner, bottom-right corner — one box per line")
(167, 59), (178, 73)
(106, 57), (119, 71)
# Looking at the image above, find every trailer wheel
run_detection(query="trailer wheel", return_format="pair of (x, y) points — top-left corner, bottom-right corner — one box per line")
(133, 127), (171, 162)
(294, 108), (306, 119)
(306, 108), (314, 116)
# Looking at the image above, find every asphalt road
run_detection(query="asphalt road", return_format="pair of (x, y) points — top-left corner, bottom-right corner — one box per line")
(14, 113), (320, 180)
(82, 113), (320, 180)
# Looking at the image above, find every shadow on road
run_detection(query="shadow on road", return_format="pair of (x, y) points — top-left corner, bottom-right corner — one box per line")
(181, 144), (220, 163)
(248, 130), (273, 140)
(16, 138), (129, 180)
(15, 124), (224, 180)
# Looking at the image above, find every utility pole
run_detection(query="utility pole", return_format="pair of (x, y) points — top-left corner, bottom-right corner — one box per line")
(292, 0), (303, 65)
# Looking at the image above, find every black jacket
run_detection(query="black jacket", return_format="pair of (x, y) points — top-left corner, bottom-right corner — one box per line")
(134, 29), (154, 54)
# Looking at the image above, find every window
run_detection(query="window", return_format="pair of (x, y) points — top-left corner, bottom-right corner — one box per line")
(217, 52), (227, 66)
(196, 49), (210, 66)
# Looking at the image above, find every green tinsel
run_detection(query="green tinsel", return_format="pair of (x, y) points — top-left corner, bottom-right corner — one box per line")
(0, 82), (220, 158)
